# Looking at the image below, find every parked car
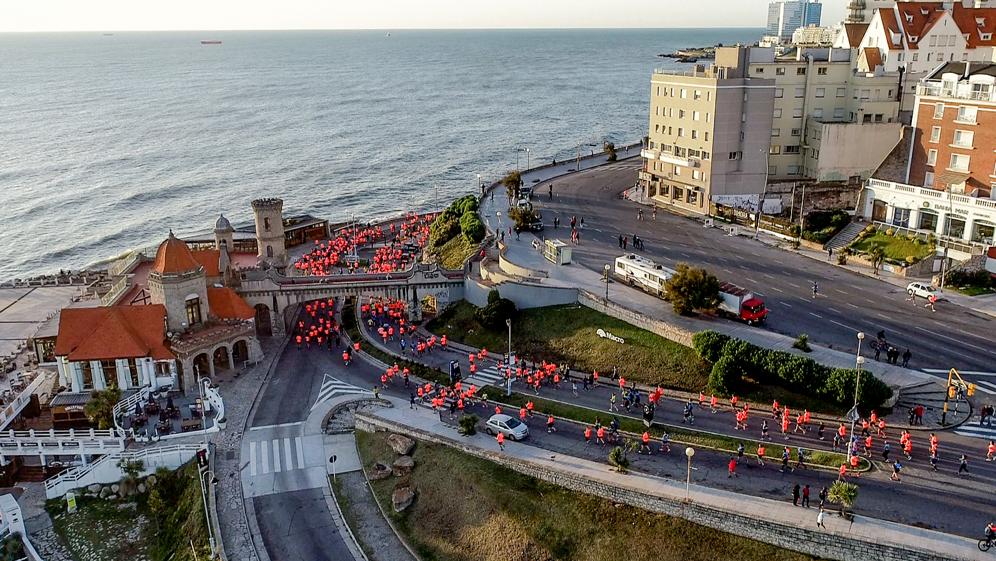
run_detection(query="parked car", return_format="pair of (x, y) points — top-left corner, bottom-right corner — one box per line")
(519, 185), (533, 199)
(485, 414), (529, 441)
(906, 282), (937, 299)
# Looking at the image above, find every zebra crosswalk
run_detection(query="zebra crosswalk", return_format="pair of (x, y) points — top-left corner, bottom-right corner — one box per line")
(311, 373), (372, 410)
(465, 364), (506, 387)
(248, 433), (307, 477)
(954, 422), (996, 441)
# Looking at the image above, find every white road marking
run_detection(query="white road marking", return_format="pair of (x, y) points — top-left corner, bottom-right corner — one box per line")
(846, 303), (859, 309)
(787, 282), (801, 289)
(830, 319), (863, 332)
(827, 307), (841, 314)
(922, 368), (996, 377)
(261, 440), (270, 474)
(272, 439), (281, 473)
(809, 312), (823, 318)
(914, 326), (995, 354)
(250, 421), (302, 431)
(296, 436), (306, 467)
(874, 312), (890, 320)
(770, 286), (785, 293)
(284, 437), (294, 470)
(833, 289), (848, 295)
(744, 277), (758, 284)
(762, 273), (774, 279)
(780, 302), (793, 308)
(250, 440), (258, 477)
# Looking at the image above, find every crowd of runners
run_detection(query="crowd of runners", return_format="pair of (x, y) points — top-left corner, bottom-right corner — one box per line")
(292, 212), (435, 276)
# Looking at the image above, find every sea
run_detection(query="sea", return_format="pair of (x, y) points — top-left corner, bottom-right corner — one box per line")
(0, 28), (760, 281)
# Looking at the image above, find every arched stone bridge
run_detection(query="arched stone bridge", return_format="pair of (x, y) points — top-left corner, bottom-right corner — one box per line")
(238, 263), (466, 334)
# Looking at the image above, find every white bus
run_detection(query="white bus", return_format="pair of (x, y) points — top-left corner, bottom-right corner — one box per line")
(613, 254), (676, 298)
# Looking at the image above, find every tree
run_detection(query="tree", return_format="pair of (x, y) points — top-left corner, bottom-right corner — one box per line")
(117, 458), (144, 496)
(84, 388), (122, 430)
(828, 480), (858, 519)
(501, 171), (523, 201)
(604, 141), (617, 162)
(458, 414), (479, 436)
(475, 290), (517, 329)
(869, 246), (885, 275)
(507, 205), (537, 230)
(663, 263), (721, 316)
(459, 212), (485, 243)
(608, 445), (630, 473)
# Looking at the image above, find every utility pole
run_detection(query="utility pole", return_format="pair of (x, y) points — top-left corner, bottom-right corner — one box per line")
(939, 189), (952, 291)
(799, 183), (807, 238)
(753, 148), (770, 240)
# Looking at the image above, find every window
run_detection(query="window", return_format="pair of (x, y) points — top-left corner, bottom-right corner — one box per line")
(80, 361), (94, 391)
(927, 149), (938, 166)
(128, 358), (141, 387)
(728, 152), (741, 160)
(795, 87), (805, 98)
(774, 88), (784, 98)
(863, 114), (873, 124)
(705, 112), (711, 123)
(815, 87), (825, 98)
(100, 360), (118, 388)
(797, 67), (806, 75)
(660, 144), (672, 153)
(833, 107), (845, 119)
(677, 127), (683, 137)
(776, 67), (786, 75)
(953, 129), (974, 147)
(693, 90), (702, 100)
(785, 145), (801, 154)
(679, 109), (686, 118)
(704, 132), (709, 141)
(933, 103), (944, 119)
(791, 128), (801, 136)
(929, 35), (937, 47)
(755, 67), (765, 73)
(771, 128), (781, 137)
(930, 126), (941, 142)
(817, 67), (828, 75)
(263, 217), (271, 231)
(691, 130), (698, 139)
(692, 170), (702, 180)
(924, 171), (935, 187)
(949, 153), (970, 172)
(956, 106), (977, 124)
(792, 108), (803, 118)
(810, 149), (819, 159)
(773, 108), (782, 118)
(266, 245), (274, 258)
(770, 145), (782, 154)
(680, 88), (687, 99)
(185, 296), (203, 326)
(927, 53), (932, 62)
(875, 114), (884, 122)
(702, 151), (710, 160)
(813, 108), (824, 118)
(673, 166), (681, 176)
(687, 190), (699, 205)
(687, 149), (701, 158)
(836, 87), (846, 98)
(674, 146), (687, 157)
(787, 165), (801, 175)
(742, 113), (747, 123)
(912, 53), (918, 61)
(692, 110), (700, 121)
(860, 89), (870, 100)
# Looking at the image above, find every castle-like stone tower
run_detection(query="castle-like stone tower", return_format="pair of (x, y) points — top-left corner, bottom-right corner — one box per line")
(148, 231), (211, 333)
(251, 198), (287, 268)
(214, 214), (235, 251)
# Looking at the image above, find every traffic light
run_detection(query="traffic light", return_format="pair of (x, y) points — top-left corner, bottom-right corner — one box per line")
(948, 385), (957, 399)
(968, 383), (976, 397)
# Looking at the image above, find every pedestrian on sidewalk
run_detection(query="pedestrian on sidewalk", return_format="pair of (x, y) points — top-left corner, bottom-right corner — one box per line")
(792, 483), (801, 506)
(902, 348), (912, 368)
(827, 247), (832, 261)
(817, 508), (827, 529)
(959, 454), (970, 475)
(728, 457), (739, 478)
(802, 484), (810, 507)
(497, 431), (505, 451)
(409, 392), (416, 409)
(638, 208), (644, 221)
(818, 486), (828, 508)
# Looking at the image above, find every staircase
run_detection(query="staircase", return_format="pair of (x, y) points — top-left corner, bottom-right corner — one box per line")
(825, 221), (866, 252)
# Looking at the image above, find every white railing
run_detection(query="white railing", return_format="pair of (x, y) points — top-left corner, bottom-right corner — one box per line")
(100, 274), (132, 306)
(204, 383), (224, 423)
(640, 149), (659, 160)
(44, 443), (204, 499)
(0, 427), (125, 456)
(917, 81), (995, 103)
(107, 251), (144, 277)
(868, 178), (996, 211)
(112, 387), (151, 437)
(659, 152), (698, 168)
(0, 374), (50, 432)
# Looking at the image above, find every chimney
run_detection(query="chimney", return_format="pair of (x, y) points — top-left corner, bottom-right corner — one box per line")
(965, 60), (971, 78)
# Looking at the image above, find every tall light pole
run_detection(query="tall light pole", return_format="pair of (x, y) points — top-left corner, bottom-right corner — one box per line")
(684, 447), (695, 501)
(526, 147), (530, 171)
(477, 173), (483, 197)
(603, 264), (610, 301)
(515, 148), (521, 171)
(753, 147), (770, 240)
(197, 467), (218, 559)
(847, 332), (865, 465)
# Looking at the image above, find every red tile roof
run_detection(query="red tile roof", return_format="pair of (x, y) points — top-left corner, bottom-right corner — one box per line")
(843, 22), (869, 48)
(207, 287), (255, 321)
(879, 7), (904, 48)
(191, 249), (221, 277)
(862, 47), (884, 70)
(55, 305), (172, 361)
(152, 232), (201, 275)
(952, 5), (996, 48)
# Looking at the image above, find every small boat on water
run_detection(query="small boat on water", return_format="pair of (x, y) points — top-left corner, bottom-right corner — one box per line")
(200, 40), (222, 45)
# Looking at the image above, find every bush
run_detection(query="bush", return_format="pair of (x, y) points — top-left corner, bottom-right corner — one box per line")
(663, 263), (721, 316)
(604, 142), (618, 162)
(607, 446), (629, 472)
(885, 228), (894, 236)
(458, 414), (479, 436)
(453, 195), (479, 215)
(802, 210), (850, 244)
(836, 253), (848, 265)
(460, 212), (485, 243)
(792, 333), (811, 352)
(430, 214), (461, 248)
(475, 290), (517, 329)
(947, 269), (993, 289)
(828, 480), (859, 516)
(708, 355), (739, 395)
(692, 331), (731, 363)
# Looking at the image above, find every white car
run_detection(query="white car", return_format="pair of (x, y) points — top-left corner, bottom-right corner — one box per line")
(907, 282), (937, 299)
(485, 414), (529, 441)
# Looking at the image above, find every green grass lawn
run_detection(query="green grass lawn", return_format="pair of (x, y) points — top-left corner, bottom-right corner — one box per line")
(49, 498), (151, 561)
(849, 232), (935, 263)
(357, 430), (817, 561)
(427, 302), (710, 391)
(954, 285), (996, 296)
(435, 235), (477, 269)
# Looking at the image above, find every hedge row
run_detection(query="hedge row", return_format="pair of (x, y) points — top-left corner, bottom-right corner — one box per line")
(430, 195), (484, 248)
(692, 331), (893, 411)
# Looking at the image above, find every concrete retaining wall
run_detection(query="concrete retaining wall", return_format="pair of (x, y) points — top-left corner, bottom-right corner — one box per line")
(464, 276), (578, 309)
(356, 413), (959, 561)
(577, 290), (695, 347)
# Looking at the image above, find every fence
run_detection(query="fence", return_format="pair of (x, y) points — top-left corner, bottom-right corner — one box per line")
(0, 374), (49, 432)
(0, 427), (125, 457)
(44, 443), (204, 499)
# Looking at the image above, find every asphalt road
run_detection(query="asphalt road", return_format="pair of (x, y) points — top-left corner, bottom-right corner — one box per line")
(531, 161), (996, 377)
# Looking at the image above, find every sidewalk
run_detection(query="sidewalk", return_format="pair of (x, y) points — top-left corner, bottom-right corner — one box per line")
(357, 397), (983, 561)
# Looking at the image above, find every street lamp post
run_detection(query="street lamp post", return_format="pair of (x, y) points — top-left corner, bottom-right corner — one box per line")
(526, 148), (530, 171)
(684, 447), (695, 501)
(753, 147), (770, 240)
(603, 264), (610, 301)
(847, 332), (865, 465)
(477, 173), (483, 197)
(197, 466), (219, 559)
(506, 318), (513, 396)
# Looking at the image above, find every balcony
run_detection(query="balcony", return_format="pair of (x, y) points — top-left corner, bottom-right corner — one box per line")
(659, 153), (699, 168)
(641, 149), (659, 160)
(917, 81), (995, 103)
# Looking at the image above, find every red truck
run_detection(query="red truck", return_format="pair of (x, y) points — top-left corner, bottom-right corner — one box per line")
(718, 282), (768, 325)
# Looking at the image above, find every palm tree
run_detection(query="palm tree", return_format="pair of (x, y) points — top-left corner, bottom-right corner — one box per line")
(828, 480), (858, 519)
(870, 246), (885, 275)
(84, 388), (122, 430)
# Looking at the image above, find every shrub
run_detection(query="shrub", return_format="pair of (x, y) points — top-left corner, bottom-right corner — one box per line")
(885, 228), (894, 236)
(454, 195), (479, 215)
(458, 414), (479, 436)
(475, 290), (517, 329)
(792, 334), (811, 352)
(692, 331), (731, 363)
(663, 263), (721, 316)
(905, 255), (917, 265)
(828, 480), (859, 517)
(604, 141), (618, 162)
(708, 355), (739, 395)
(459, 212), (485, 243)
(430, 214), (461, 248)
(864, 225), (876, 233)
(608, 446), (629, 472)
(947, 269), (994, 289)
(836, 253), (848, 265)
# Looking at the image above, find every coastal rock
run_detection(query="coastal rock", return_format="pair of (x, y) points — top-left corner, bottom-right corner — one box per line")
(392, 455), (415, 477)
(392, 485), (415, 512)
(138, 483), (147, 494)
(369, 462), (393, 481)
(111, 484), (120, 494)
(107, 494), (118, 500)
(387, 434), (415, 456)
(147, 474), (157, 486)
(98, 486), (111, 499)
(87, 484), (101, 494)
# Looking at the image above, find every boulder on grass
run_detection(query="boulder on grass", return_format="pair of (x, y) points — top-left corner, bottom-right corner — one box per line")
(392, 485), (415, 512)
(87, 484), (101, 495)
(387, 434), (415, 456)
(99, 486), (111, 499)
(369, 462), (393, 481)
(392, 455), (415, 477)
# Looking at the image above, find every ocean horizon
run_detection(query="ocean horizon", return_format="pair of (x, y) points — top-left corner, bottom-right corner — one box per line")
(0, 28), (761, 280)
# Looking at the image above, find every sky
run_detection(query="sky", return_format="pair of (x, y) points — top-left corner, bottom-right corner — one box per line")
(1, 0), (846, 32)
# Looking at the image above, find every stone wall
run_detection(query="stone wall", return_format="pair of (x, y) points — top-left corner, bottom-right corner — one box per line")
(767, 180), (863, 214)
(464, 276), (578, 310)
(356, 414), (958, 561)
(577, 289), (695, 347)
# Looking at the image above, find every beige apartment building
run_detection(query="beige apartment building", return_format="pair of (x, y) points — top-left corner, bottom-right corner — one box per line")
(722, 45), (904, 182)
(641, 54), (776, 215)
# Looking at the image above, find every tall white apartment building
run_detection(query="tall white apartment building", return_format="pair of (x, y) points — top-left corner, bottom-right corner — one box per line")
(768, 0), (824, 42)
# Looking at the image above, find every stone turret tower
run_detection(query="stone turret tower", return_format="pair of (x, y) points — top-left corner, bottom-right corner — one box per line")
(251, 198), (287, 268)
(214, 214), (234, 251)
(148, 231), (211, 333)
